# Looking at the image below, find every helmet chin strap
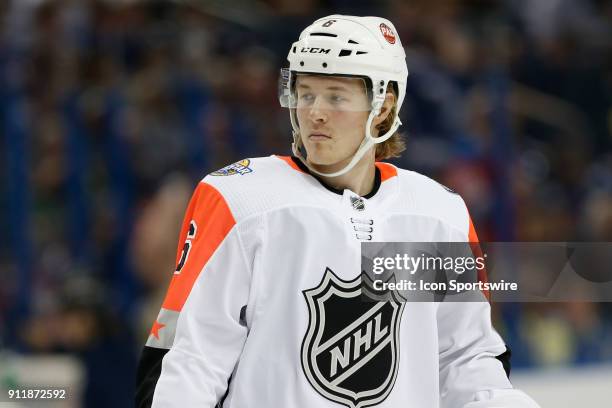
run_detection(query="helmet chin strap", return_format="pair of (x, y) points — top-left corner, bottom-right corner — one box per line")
(290, 108), (401, 178)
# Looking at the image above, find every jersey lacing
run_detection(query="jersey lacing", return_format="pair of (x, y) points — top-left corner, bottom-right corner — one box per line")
(350, 217), (374, 241)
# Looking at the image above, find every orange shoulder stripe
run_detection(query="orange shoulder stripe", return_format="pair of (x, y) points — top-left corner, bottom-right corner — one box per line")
(468, 216), (479, 244)
(467, 215), (491, 301)
(162, 182), (236, 312)
(275, 155), (305, 173)
(375, 162), (398, 182)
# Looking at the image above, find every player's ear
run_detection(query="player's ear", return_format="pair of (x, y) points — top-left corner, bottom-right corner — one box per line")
(372, 91), (396, 126)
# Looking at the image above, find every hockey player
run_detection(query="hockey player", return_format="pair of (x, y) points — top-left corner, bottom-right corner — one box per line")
(136, 15), (540, 408)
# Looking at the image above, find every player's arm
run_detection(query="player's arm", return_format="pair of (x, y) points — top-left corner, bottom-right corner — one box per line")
(437, 214), (540, 408)
(135, 181), (251, 407)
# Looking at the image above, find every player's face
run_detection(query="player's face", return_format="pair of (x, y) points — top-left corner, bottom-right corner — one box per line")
(295, 75), (371, 168)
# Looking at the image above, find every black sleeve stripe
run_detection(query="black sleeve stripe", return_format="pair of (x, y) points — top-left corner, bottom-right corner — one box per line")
(495, 345), (512, 379)
(135, 346), (168, 408)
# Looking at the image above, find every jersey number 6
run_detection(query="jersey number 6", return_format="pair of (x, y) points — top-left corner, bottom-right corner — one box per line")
(175, 220), (197, 275)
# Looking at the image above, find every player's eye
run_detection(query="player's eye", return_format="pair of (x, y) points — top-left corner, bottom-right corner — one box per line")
(329, 94), (346, 104)
(299, 93), (315, 103)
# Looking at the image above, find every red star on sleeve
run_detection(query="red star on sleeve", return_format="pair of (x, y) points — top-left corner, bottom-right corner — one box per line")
(150, 320), (166, 340)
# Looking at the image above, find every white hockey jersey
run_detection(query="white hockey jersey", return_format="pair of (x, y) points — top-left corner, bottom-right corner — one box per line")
(137, 155), (520, 408)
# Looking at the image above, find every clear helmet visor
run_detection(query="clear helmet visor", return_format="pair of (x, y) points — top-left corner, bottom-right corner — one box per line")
(278, 68), (371, 112)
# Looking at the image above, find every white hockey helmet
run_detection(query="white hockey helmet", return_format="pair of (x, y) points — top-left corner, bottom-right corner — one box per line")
(279, 15), (408, 177)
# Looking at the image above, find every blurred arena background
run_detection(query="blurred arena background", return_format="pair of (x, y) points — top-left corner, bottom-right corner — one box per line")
(1, 0), (611, 406)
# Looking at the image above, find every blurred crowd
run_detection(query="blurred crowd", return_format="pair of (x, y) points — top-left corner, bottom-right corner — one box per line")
(1, 0), (612, 406)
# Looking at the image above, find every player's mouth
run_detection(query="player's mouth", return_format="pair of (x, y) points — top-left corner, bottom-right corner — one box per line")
(308, 133), (331, 141)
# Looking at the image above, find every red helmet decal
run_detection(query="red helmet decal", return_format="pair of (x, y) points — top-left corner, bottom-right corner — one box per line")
(379, 23), (396, 44)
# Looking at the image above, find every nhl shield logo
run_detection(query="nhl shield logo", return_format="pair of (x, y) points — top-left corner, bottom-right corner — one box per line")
(301, 268), (405, 408)
(350, 196), (366, 212)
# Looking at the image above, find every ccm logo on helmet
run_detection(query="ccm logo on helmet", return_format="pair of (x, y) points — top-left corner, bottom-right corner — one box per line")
(300, 47), (331, 54)
(379, 23), (396, 44)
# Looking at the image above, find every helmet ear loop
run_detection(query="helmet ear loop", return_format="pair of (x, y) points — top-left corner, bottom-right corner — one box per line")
(369, 94), (402, 144)
(373, 115), (402, 144)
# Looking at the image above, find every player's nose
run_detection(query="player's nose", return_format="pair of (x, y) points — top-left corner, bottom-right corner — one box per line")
(308, 97), (328, 123)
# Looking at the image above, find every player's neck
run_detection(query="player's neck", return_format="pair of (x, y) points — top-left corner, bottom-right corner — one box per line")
(310, 153), (376, 197)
